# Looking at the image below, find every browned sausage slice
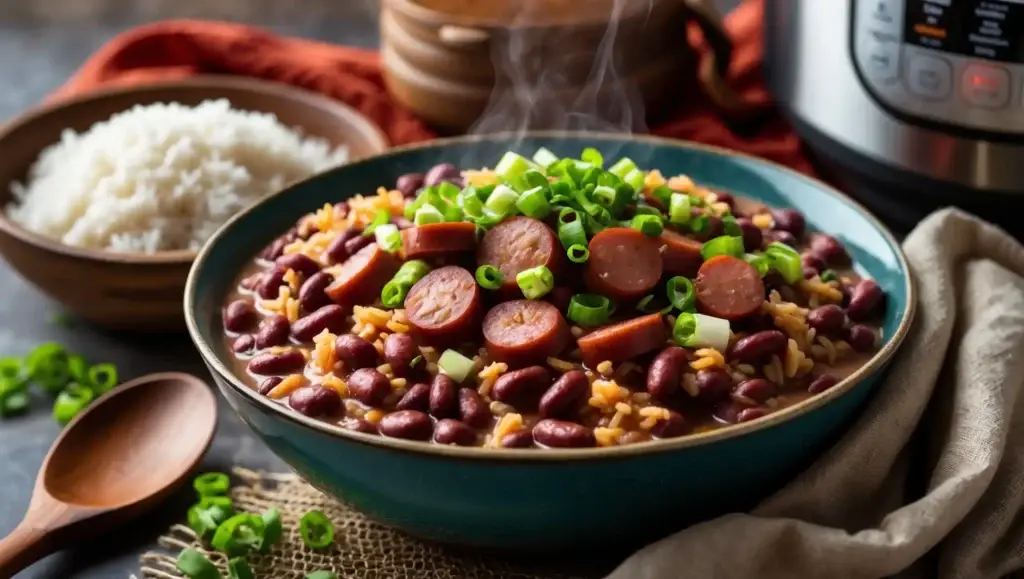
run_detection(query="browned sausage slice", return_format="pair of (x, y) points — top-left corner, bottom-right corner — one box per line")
(324, 244), (400, 306)
(477, 217), (562, 294)
(695, 255), (765, 321)
(659, 229), (704, 278)
(585, 228), (662, 301)
(401, 222), (478, 259)
(576, 313), (666, 367)
(404, 266), (482, 346)
(483, 300), (570, 367)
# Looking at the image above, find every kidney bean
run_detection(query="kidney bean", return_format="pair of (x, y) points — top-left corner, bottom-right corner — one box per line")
(711, 191), (735, 209)
(379, 410), (434, 440)
(736, 217), (763, 252)
(324, 229), (362, 264)
(288, 386), (342, 418)
(651, 410), (690, 439)
(255, 315), (290, 349)
(345, 418), (378, 434)
(532, 419), (595, 448)
(810, 234), (848, 265)
(424, 163), (460, 187)
(276, 253), (321, 278)
(257, 265), (288, 299)
(807, 373), (839, 394)
(261, 237), (288, 261)
(434, 419), (477, 446)
(223, 300), (257, 332)
(396, 173), (426, 197)
(291, 304), (347, 342)
(646, 347), (688, 400)
(429, 374), (459, 418)
(762, 271), (788, 293)
(771, 208), (805, 238)
(248, 349), (306, 375)
(492, 366), (552, 410)
(231, 334), (255, 353)
(334, 202), (349, 218)
(847, 279), (883, 321)
(458, 388), (491, 428)
(396, 383), (430, 412)
(344, 234), (373, 257)
(695, 368), (733, 401)
(383, 333), (417, 377)
(729, 330), (788, 363)
(841, 283), (854, 307)
(765, 230), (798, 249)
(298, 271), (334, 312)
(713, 400), (743, 424)
(258, 376), (282, 396)
(734, 378), (776, 404)
(334, 334), (379, 370)
(500, 430), (535, 448)
(807, 304), (846, 334)
(847, 324), (878, 352)
(737, 407), (770, 423)
(801, 252), (826, 271)
(539, 370), (589, 419)
(735, 313), (776, 333)
(803, 266), (820, 280)
(348, 368), (391, 406)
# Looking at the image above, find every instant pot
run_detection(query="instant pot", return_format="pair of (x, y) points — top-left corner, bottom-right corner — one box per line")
(764, 0), (1024, 236)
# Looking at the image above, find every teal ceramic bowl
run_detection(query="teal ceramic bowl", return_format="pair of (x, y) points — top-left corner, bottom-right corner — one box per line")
(185, 133), (915, 552)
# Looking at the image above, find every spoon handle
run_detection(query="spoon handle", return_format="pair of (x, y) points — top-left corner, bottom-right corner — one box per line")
(0, 522), (50, 579)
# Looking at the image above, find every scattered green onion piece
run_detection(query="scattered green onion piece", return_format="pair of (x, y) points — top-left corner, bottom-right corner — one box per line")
(672, 312), (731, 352)
(187, 499), (234, 540)
(688, 193), (707, 207)
(362, 209), (390, 236)
(177, 548), (222, 579)
(27, 343), (71, 395)
(591, 185), (617, 209)
(409, 355), (423, 369)
(67, 355), (88, 385)
(194, 472), (231, 497)
(688, 213), (710, 235)
(700, 235), (745, 260)
(438, 349), (475, 383)
(393, 260), (431, 286)
(515, 185), (551, 219)
(722, 215), (742, 237)
(52, 384), (93, 426)
(668, 193), (691, 224)
(567, 294), (613, 326)
(631, 214), (664, 237)
(765, 241), (803, 284)
(436, 181), (461, 201)
(548, 179), (574, 205)
(495, 151), (536, 181)
(84, 363), (117, 394)
(0, 357), (23, 383)
(557, 208), (588, 251)
(483, 184), (519, 216)
(373, 223), (402, 253)
(608, 157), (637, 179)
(532, 147), (559, 169)
(475, 265), (504, 290)
(307, 572), (338, 579)
(228, 558), (255, 579)
(516, 265), (554, 300)
(211, 513), (266, 556)
(581, 147), (604, 168)
(0, 386), (29, 417)
(380, 282), (409, 308)
(515, 169), (550, 193)
(259, 508), (283, 552)
(566, 244), (590, 263)
(745, 253), (772, 277)
(623, 168), (646, 193)
(820, 269), (839, 283)
(650, 185), (673, 209)
(413, 204), (445, 226)
(636, 295), (673, 315)
(299, 510), (336, 550)
(632, 204), (662, 217)
(666, 277), (697, 312)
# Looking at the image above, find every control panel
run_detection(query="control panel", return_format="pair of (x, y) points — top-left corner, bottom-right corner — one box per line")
(852, 0), (1024, 135)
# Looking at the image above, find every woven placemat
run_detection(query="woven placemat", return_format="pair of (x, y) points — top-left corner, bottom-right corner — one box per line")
(139, 468), (609, 579)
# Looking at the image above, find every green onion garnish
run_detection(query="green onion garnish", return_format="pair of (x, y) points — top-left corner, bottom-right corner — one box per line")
(495, 151), (535, 181)
(380, 260), (431, 308)
(194, 472), (231, 497)
(667, 193), (691, 225)
(515, 185), (551, 219)
(516, 265), (554, 300)
(0, 357), (23, 383)
(631, 214), (664, 237)
(580, 147), (604, 168)
(362, 209), (390, 236)
(68, 355), (88, 384)
(567, 293), (613, 326)
(228, 558), (255, 579)
(475, 265), (504, 290)
(608, 157), (637, 179)
(212, 513), (267, 556)
(413, 204), (445, 226)
(380, 283), (410, 308)
(765, 241), (803, 284)
(745, 253), (771, 277)
(484, 184), (519, 216)
(700, 235), (745, 260)
(566, 244), (590, 263)
(532, 147), (559, 169)
(636, 295), (673, 315)
(52, 383), (93, 426)
(666, 277), (696, 312)
(820, 269), (839, 283)
(438, 349), (475, 383)
(27, 343), (71, 395)
(557, 208), (588, 250)
(672, 312), (731, 352)
(650, 185), (673, 209)
(299, 510), (336, 550)
(373, 223), (402, 253)
(176, 548), (221, 579)
(306, 572), (339, 579)
(187, 497), (234, 539)
(689, 213), (710, 235)
(623, 168), (646, 193)
(0, 385), (29, 417)
(722, 215), (742, 237)
(259, 507), (283, 552)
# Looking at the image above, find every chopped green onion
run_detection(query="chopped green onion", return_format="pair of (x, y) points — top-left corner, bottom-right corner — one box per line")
(557, 208), (588, 250)
(688, 213), (710, 235)
(52, 383), (93, 426)
(632, 203), (662, 217)
(668, 193), (691, 224)
(636, 295), (673, 315)
(306, 572), (338, 579)
(0, 386), (29, 417)
(438, 349), (474, 383)
(68, 355), (88, 385)
(765, 242), (803, 284)
(373, 223), (401, 253)
(27, 343), (71, 395)
(666, 277), (697, 312)
(495, 151), (535, 181)
(259, 507), (283, 552)
(0, 357), (23, 383)
(516, 265), (554, 300)
(484, 184), (519, 216)
(413, 204), (445, 226)
(362, 209), (390, 236)
(820, 269), (839, 283)
(380, 282), (409, 308)
(608, 157), (637, 179)
(581, 148), (604, 168)
(188, 499), (234, 539)
(299, 510), (336, 550)
(211, 513), (266, 556)
(228, 558), (255, 579)
(566, 244), (589, 263)
(515, 186), (551, 219)
(631, 214), (664, 237)
(672, 312), (731, 352)
(623, 168), (646, 193)
(650, 186), (673, 209)
(700, 236), (745, 260)
(393, 260), (431, 286)
(513, 169), (550, 193)
(475, 265), (504, 290)
(745, 253), (771, 277)
(177, 548), (221, 579)
(722, 215), (742, 237)
(567, 294), (613, 326)
(194, 472), (231, 497)
(532, 147), (559, 169)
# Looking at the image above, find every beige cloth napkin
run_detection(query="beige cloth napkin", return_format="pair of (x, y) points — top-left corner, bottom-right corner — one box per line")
(606, 208), (1024, 579)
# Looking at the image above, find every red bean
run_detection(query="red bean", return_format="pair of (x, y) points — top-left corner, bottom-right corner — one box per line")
(324, 229), (362, 264)
(500, 430), (535, 448)
(729, 330), (788, 363)
(396, 383), (430, 412)
(298, 271), (334, 312)
(223, 300), (257, 332)
(434, 419), (477, 446)
(801, 252), (826, 271)
(847, 324), (878, 352)
(764, 230), (797, 249)
(231, 334), (255, 353)
(734, 378), (777, 404)
(383, 333), (417, 377)
(737, 407), (770, 423)
(651, 410), (690, 439)
(539, 370), (589, 419)
(847, 279), (883, 321)
(808, 373), (839, 394)
(258, 377), (282, 396)
(345, 418), (378, 434)
(429, 374), (458, 418)
(334, 334), (379, 370)
(257, 265), (288, 299)
(291, 304), (347, 342)
(275, 253), (321, 278)
(546, 286), (573, 313)
(647, 347), (688, 400)
(288, 386), (342, 418)
(348, 368), (391, 406)
(712, 191), (735, 208)
(736, 217), (763, 252)
(810, 234), (848, 265)
(261, 237), (288, 261)
(689, 208), (723, 241)
(379, 410), (434, 440)
(424, 163), (460, 187)
(695, 368), (733, 401)
(532, 420), (595, 448)
(807, 304), (846, 334)
(255, 315), (290, 349)
(713, 400), (744, 424)
(248, 349), (306, 375)
(343, 235), (373, 258)
(396, 173), (425, 197)
(771, 208), (805, 237)
(458, 388), (491, 428)
(492, 366), (552, 411)
(803, 266), (820, 280)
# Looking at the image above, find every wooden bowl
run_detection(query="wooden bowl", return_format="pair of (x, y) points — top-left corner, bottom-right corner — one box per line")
(0, 76), (388, 332)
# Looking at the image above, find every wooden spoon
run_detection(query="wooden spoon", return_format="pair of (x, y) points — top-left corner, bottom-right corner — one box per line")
(0, 372), (217, 578)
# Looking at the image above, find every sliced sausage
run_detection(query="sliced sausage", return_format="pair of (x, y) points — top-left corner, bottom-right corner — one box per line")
(482, 300), (570, 367)
(584, 227), (663, 301)
(576, 313), (666, 367)
(404, 266), (482, 346)
(477, 217), (562, 294)
(659, 229), (704, 278)
(695, 255), (765, 321)
(324, 244), (401, 306)
(401, 222), (478, 259)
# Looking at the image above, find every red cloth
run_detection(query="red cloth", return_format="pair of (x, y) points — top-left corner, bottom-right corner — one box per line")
(53, 0), (811, 174)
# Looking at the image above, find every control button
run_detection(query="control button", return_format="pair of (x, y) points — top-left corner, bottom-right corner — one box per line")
(905, 54), (952, 100)
(860, 0), (902, 35)
(961, 64), (1010, 109)
(861, 34), (900, 83)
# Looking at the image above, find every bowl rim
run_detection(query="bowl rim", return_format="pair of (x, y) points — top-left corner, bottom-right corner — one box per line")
(185, 131), (917, 462)
(382, 0), (671, 30)
(0, 74), (389, 266)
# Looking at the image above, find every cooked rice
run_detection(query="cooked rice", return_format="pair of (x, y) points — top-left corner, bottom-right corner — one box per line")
(690, 348), (726, 370)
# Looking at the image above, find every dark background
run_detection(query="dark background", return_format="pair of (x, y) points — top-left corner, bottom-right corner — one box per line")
(0, 0), (741, 577)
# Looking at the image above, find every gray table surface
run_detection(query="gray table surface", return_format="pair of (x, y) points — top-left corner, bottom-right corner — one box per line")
(0, 1), (739, 577)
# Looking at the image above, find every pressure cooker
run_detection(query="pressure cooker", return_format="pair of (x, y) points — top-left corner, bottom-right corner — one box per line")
(764, 0), (1024, 236)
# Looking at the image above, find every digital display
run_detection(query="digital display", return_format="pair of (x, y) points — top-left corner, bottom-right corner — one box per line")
(903, 0), (1024, 63)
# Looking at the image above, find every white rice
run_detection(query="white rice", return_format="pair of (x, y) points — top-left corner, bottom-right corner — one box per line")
(5, 99), (349, 253)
